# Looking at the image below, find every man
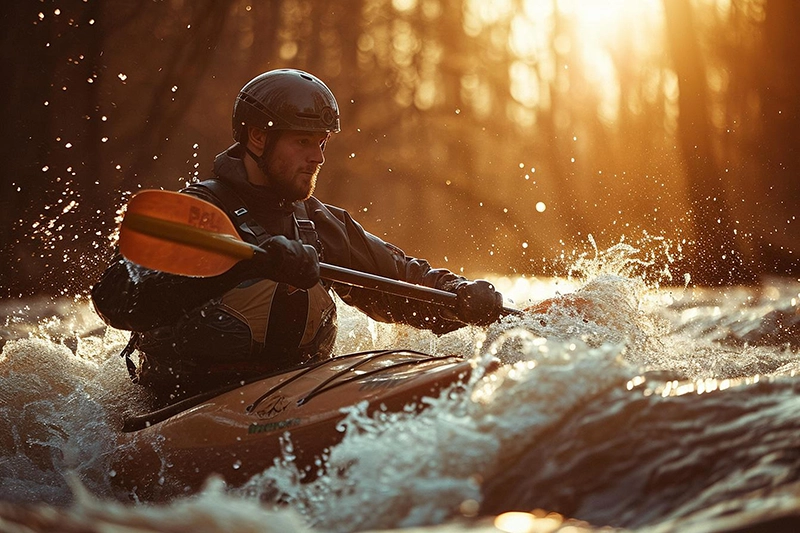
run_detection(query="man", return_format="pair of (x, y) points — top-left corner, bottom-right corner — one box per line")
(92, 68), (504, 408)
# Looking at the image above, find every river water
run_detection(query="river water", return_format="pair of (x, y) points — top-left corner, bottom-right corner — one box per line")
(1, 243), (799, 532)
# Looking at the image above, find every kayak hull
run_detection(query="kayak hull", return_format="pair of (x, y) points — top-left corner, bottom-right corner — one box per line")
(113, 350), (473, 501)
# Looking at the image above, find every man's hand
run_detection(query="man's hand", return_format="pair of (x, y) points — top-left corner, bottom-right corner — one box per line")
(452, 279), (504, 326)
(254, 235), (320, 289)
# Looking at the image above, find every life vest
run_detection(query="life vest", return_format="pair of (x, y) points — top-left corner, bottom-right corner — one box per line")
(191, 178), (337, 361)
(129, 179), (337, 389)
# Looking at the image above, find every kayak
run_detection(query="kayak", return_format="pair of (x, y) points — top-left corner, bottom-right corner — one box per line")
(113, 349), (476, 501)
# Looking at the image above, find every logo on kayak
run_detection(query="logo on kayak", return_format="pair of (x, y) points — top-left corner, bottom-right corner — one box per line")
(248, 418), (300, 435)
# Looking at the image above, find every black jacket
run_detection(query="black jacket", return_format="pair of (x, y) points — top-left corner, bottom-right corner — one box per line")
(92, 143), (468, 337)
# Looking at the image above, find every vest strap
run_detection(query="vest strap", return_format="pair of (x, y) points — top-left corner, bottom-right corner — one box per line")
(190, 179), (321, 257)
(192, 179), (268, 244)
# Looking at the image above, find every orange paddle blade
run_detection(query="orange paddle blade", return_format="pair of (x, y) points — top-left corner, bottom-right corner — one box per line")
(119, 190), (255, 277)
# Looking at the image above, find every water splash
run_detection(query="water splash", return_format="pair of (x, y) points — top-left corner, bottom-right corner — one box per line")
(567, 233), (683, 289)
(0, 303), (147, 505)
(229, 268), (649, 531)
(0, 241), (798, 533)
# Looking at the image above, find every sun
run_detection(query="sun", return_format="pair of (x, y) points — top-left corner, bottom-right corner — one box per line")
(458, 0), (668, 125)
(505, 0), (664, 124)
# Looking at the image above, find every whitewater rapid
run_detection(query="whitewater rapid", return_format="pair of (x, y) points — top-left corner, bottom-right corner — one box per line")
(1, 249), (798, 532)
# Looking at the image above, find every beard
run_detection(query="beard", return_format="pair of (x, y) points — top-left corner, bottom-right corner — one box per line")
(267, 163), (320, 202)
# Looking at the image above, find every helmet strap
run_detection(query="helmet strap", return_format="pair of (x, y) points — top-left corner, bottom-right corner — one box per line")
(243, 130), (280, 177)
(244, 144), (270, 176)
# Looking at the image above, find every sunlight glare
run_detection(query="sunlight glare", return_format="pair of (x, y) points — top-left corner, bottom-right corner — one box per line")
(500, 0), (664, 126)
(494, 510), (564, 533)
(509, 61), (540, 108)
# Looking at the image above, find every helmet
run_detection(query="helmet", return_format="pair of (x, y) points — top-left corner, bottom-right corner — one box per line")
(232, 69), (340, 142)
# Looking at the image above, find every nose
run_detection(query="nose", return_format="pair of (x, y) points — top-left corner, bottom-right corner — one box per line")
(310, 144), (324, 166)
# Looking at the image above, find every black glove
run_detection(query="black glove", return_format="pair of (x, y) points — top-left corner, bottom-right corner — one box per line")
(253, 235), (320, 289)
(450, 279), (504, 326)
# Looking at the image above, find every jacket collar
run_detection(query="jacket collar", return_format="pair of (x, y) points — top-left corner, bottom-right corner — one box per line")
(212, 143), (295, 210)
(213, 143), (250, 184)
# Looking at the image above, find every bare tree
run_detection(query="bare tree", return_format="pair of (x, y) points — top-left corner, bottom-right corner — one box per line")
(663, 0), (756, 284)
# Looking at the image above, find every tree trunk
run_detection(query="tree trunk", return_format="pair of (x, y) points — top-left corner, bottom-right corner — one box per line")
(662, 0), (756, 285)
(754, 0), (800, 276)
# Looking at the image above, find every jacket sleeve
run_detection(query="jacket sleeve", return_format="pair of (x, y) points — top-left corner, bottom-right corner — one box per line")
(309, 199), (468, 334)
(91, 185), (260, 332)
(91, 254), (259, 332)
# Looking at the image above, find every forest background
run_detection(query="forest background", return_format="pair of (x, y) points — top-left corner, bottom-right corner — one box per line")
(2, 0), (798, 298)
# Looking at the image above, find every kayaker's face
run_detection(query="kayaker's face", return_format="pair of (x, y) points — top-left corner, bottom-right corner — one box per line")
(265, 130), (329, 201)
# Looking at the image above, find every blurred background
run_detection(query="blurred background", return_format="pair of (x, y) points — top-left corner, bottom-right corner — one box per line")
(2, 0), (798, 297)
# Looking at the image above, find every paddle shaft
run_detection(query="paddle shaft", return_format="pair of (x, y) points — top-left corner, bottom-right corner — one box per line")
(321, 262), (457, 308)
(123, 212), (520, 315)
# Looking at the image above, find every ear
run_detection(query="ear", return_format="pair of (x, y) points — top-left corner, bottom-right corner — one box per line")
(246, 126), (267, 152)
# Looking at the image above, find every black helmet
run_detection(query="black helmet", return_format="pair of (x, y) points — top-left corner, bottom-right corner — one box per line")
(232, 69), (340, 141)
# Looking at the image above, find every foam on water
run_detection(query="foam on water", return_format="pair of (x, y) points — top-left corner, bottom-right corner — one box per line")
(1, 242), (799, 532)
(0, 316), (147, 505)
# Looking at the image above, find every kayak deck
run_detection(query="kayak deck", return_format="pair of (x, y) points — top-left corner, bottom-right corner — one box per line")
(114, 349), (473, 500)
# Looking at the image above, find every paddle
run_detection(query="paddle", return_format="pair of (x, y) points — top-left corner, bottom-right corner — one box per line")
(118, 189), (522, 316)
